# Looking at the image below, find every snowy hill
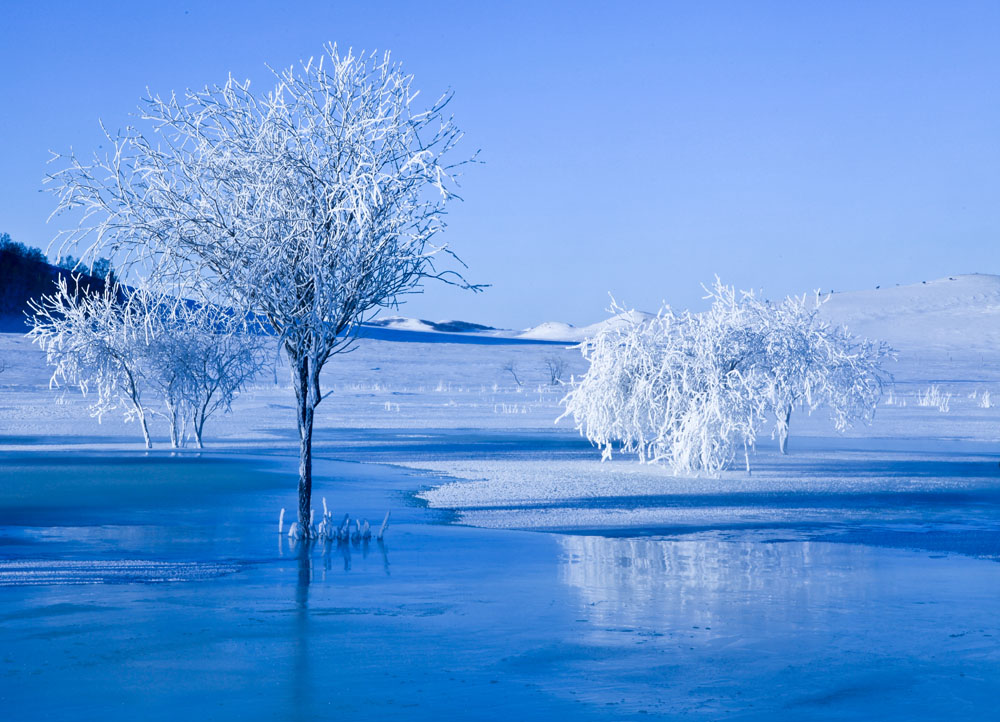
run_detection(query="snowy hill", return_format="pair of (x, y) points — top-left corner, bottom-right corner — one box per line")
(368, 316), (499, 334)
(516, 321), (580, 342)
(359, 275), (1000, 349)
(820, 274), (1000, 351)
(517, 310), (656, 343)
(517, 275), (1000, 349)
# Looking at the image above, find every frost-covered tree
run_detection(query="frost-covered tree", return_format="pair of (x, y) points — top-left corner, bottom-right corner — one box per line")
(757, 291), (893, 454)
(560, 280), (892, 474)
(28, 278), (158, 447)
(48, 44), (477, 534)
(30, 280), (268, 449)
(559, 296), (765, 474)
(145, 302), (269, 449)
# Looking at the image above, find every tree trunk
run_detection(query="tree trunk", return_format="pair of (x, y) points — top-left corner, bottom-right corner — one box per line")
(138, 408), (152, 450)
(290, 351), (319, 535)
(778, 406), (792, 455)
(167, 402), (180, 449)
(126, 375), (152, 449)
(297, 403), (314, 531)
(194, 410), (206, 449)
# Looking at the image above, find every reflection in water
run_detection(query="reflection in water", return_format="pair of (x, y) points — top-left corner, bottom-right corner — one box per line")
(285, 537), (391, 718)
(293, 541), (311, 722)
(286, 537), (391, 577)
(313, 539), (391, 575)
(379, 540), (390, 576)
(559, 535), (854, 634)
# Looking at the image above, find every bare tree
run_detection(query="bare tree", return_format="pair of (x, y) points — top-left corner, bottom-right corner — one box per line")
(48, 45), (478, 534)
(502, 360), (523, 387)
(544, 355), (567, 385)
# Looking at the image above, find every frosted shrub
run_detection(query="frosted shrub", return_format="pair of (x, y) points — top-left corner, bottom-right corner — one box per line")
(560, 280), (893, 474)
(981, 391), (992, 409)
(559, 287), (766, 474)
(29, 278), (159, 448)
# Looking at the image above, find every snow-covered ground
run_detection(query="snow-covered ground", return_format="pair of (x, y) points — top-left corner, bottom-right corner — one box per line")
(2, 274), (1000, 719)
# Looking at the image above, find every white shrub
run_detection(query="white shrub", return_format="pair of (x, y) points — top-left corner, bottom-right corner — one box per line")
(560, 279), (893, 474)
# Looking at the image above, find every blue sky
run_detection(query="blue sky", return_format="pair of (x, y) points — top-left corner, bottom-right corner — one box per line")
(2, 1), (998, 328)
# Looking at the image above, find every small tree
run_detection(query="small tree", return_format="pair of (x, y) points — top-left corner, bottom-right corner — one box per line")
(29, 278), (157, 447)
(49, 45), (478, 534)
(147, 302), (269, 448)
(30, 279), (268, 450)
(758, 291), (893, 454)
(502, 360), (523, 387)
(544, 355), (567, 385)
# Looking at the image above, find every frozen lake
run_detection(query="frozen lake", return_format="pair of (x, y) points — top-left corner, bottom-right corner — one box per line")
(3, 322), (1000, 719)
(2, 440), (999, 720)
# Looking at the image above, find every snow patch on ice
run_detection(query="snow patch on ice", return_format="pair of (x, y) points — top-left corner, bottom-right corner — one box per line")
(0, 559), (243, 586)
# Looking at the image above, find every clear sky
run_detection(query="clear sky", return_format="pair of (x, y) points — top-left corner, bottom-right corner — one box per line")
(2, 1), (998, 329)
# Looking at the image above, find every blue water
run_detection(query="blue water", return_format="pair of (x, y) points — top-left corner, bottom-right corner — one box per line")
(1, 445), (999, 720)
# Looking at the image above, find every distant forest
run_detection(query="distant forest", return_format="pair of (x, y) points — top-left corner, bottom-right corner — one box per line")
(0, 233), (112, 330)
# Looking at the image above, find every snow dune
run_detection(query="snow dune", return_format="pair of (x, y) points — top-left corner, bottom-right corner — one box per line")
(517, 310), (655, 343)
(519, 274), (1000, 348)
(820, 273), (1000, 351)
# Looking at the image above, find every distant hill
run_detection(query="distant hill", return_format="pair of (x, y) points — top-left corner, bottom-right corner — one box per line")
(820, 274), (1000, 351)
(356, 275), (1000, 350)
(6, 240), (995, 352)
(367, 316), (498, 334)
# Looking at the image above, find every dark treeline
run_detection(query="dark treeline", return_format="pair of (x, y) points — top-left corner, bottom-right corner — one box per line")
(0, 233), (112, 330)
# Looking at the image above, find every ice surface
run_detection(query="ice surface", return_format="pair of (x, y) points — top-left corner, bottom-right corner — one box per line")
(1, 451), (997, 720)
